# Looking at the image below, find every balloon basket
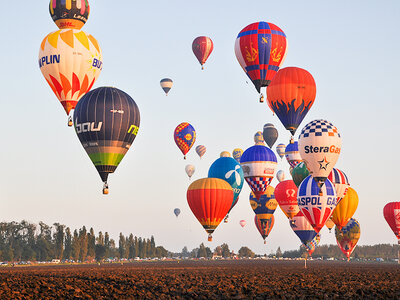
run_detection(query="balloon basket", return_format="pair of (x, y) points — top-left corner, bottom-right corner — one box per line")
(263, 240), (266, 245)
(208, 234), (212, 242)
(224, 215), (229, 223)
(103, 182), (109, 195)
(201, 66), (204, 70)
(68, 116), (73, 127)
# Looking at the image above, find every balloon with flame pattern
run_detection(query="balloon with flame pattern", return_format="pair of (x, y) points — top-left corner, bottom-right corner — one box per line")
(275, 180), (299, 219)
(235, 21), (287, 94)
(240, 145), (277, 200)
(266, 67), (316, 136)
(298, 120), (342, 189)
(331, 187), (358, 230)
(383, 202), (400, 241)
(254, 215), (274, 244)
(39, 29), (103, 125)
(297, 175), (337, 233)
(73, 87), (140, 194)
(174, 122), (196, 159)
(192, 36), (214, 70)
(49, 0), (90, 30)
(187, 178), (233, 241)
(335, 218), (360, 261)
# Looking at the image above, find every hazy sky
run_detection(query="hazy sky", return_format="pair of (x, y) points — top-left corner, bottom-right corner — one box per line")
(0, 0), (399, 254)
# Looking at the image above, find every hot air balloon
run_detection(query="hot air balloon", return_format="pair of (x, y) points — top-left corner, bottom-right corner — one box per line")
(195, 145), (206, 159)
(275, 180), (299, 219)
(187, 178), (233, 241)
(262, 123), (278, 148)
(335, 218), (361, 261)
(73, 87), (140, 194)
(249, 186), (278, 221)
(290, 211), (317, 247)
(255, 215), (275, 244)
(298, 120), (342, 189)
(239, 220), (247, 228)
(192, 36), (213, 70)
(234, 22), (287, 96)
(232, 148), (243, 162)
(305, 233), (320, 256)
(285, 138), (303, 168)
(208, 157), (244, 221)
(266, 67), (316, 136)
(328, 168), (350, 203)
(291, 162), (310, 187)
(174, 208), (181, 217)
(383, 202), (400, 241)
(276, 143), (286, 159)
(331, 187), (358, 230)
(49, 0), (90, 30)
(240, 145), (277, 200)
(254, 131), (265, 145)
(174, 122), (196, 159)
(160, 78), (173, 96)
(185, 164), (195, 179)
(325, 217), (335, 233)
(297, 175), (337, 233)
(39, 29), (103, 126)
(220, 151), (231, 158)
(276, 170), (285, 182)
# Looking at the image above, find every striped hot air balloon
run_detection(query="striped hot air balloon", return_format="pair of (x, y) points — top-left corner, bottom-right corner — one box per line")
(297, 175), (337, 233)
(73, 87), (140, 194)
(275, 143), (286, 159)
(195, 145), (206, 158)
(192, 36), (213, 70)
(39, 29), (102, 126)
(49, 0), (90, 30)
(187, 178), (233, 241)
(160, 78), (173, 95)
(328, 168), (350, 203)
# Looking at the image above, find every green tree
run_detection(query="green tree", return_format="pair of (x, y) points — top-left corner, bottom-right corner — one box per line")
(64, 227), (72, 260)
(79, 226), (88, 261)
(119, 233), (126, 258)
(53, 223), (65, 260)
(197, 243), (208, 258)
(71, 229), (80, 261)
(87, 228), (96, 260)
(238, 246), (255, 258)
(221, 243), (230, 258)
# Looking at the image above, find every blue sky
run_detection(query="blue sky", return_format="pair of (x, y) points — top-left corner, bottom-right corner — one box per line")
(0, 0), (399, 254)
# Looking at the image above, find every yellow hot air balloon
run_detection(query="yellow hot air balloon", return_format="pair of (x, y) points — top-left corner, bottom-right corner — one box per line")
(331, 187), (359, 230)
(39, 29), (103, 126)
(325, 217), (335, 233)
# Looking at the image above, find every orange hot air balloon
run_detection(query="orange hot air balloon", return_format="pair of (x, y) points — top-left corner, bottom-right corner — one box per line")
(266, 67), (316, 136)
(254, 215), (274, 244)
(39, 29), (102, 126)
(325, 217), (335, 233)
(187, 178), (233, 241)
(331, 187), (359, 230)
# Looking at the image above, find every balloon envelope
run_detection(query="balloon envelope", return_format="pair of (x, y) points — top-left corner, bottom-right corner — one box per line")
(383, 202), (400, 240)
(328, 168), (350, 203)
(240, 145), (277, 200)
(254, 131), (265, 145)
(235, 21), (287, 93)
(73, 87), (140, 185)
(49, 0), (90, 30)
(276, 170), (285, 182)
(290, 211), (317, 246)
(220, 151), (231, 158)
(331, 187), (358, 230)
(192, 36), (213, 68)
(239, 220), (246, 228)
(185, 165), (195, 179)
(263, 123), (278, 148)
(297, 175), (337, 233)
(195, 145), (206, 158)
(232, 148), (244, 162)
(335, 218), (360, 260)
(160, 78), (173, 95)
(255, 215), (274, 242)
(298, 120), (342, 189)
(208, 157), (244, 212)
(174, 123), (196, 158)
(174, 208), (181, 217)
(249, 186), (278, 220)
(285, 139), (303, 169)
(266, 67), (316, 136)
(187, 178), (234, 241)
(276, 143), (286, 159)
(275, 180), (299, 219)
(39, 29), (102, 115)
(291, 162), (310, 187)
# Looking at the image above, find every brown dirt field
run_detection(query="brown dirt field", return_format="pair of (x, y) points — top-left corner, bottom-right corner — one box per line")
(0, 260), (399, 299)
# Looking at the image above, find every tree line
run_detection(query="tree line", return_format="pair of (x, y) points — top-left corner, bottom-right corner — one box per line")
(0, 221), (167, 262)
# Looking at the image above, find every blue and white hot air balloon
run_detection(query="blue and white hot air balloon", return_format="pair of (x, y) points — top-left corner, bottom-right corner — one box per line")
(297, 175), (337, 233)
(285, 138), (303, 168)
(290, 211), (317, 246)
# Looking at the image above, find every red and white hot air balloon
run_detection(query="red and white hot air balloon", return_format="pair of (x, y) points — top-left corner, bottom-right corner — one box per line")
(383, 202), (400, 241)
(192, 36), (213, 70)
(239, 220), (246, 228)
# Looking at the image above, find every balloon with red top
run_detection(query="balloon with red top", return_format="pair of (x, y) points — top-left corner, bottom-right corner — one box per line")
(192, 36), (213, 70)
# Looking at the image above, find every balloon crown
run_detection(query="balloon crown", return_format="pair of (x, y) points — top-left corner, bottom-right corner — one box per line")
(49, 0), (90, 30)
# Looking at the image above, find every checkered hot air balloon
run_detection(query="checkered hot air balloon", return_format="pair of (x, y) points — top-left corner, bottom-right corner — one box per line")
(49, 0), (90, 30)
(328, 168), (350, 203)
(39, 29), (103, 126)
(298, 120), (342, 189)
(305, 233), (320, 256)
(266, 67), (316, 136)
(297, 175), (337, 233)
(192, 36), (213, 70)
(235, 21), (287, 94)
(335, 218), (360, 261)
(240, 145), (277, 200)
(174, 122), (196, 159)
(383, 202), (400, 241)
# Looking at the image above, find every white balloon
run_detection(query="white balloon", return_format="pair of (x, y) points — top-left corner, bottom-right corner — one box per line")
(276, 170), (285, 182)
(185, 165), (195, 179)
